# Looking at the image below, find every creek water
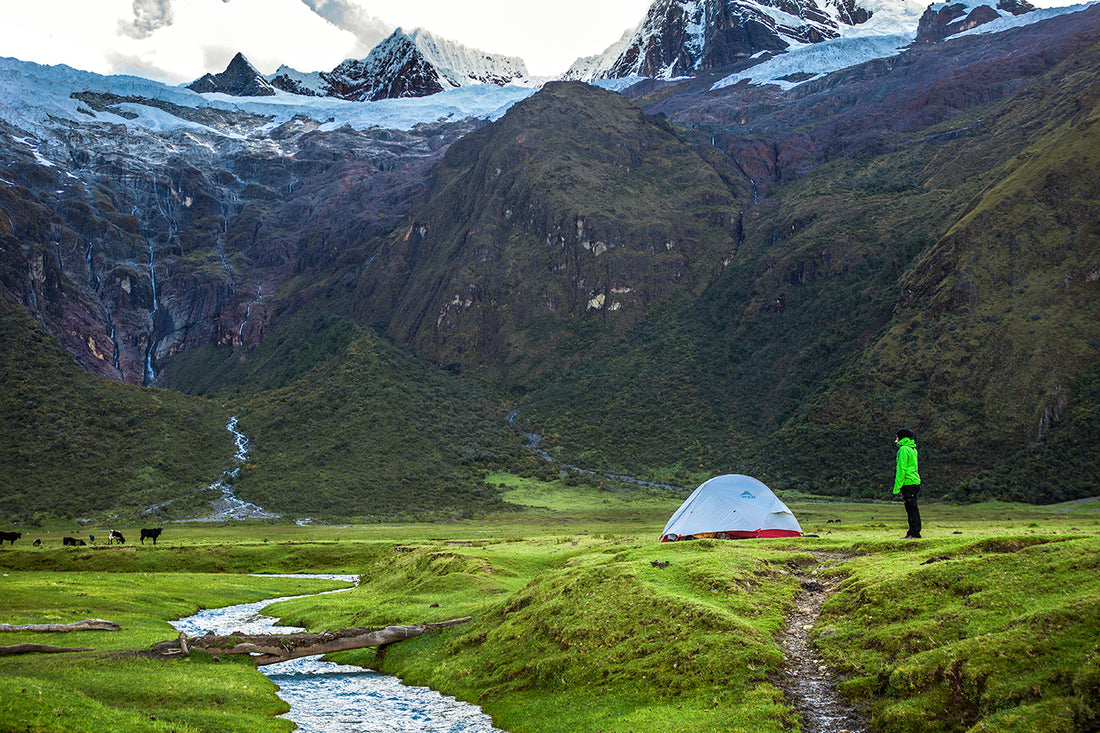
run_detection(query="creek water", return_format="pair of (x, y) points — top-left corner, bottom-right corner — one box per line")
(170, 575), (503, 733)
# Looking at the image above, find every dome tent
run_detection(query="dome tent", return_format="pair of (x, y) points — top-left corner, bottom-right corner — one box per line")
(660, 474), (802, 541)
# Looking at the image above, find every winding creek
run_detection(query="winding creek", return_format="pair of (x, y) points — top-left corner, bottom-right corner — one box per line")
(170, 575), (503, 733)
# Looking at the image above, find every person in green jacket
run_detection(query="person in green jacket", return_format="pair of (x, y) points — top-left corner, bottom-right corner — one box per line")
(894, 428), (921, 539)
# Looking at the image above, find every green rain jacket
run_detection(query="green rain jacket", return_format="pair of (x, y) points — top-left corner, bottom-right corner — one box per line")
(894, 437), (920, 494)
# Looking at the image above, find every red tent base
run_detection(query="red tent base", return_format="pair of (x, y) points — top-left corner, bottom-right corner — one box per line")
(661, 529), (803, 542)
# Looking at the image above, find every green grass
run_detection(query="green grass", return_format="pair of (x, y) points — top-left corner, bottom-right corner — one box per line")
(0, 572), (350, 732)
(0, 292), (527, 524)
(1, 483), (1098, 733)
(0, 295), (232, 524)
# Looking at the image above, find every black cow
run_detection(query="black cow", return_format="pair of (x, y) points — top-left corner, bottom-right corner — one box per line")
(140, 527), (163, 545)
(0, 531), (20, 546)
(63, 536), (87, 546)
(32, 539), (41, 547)
(108, 529), (126, 545)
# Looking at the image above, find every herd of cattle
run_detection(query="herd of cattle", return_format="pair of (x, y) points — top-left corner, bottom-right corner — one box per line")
(0, 528), (164, 547)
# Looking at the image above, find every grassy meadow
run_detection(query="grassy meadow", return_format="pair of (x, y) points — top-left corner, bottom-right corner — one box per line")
(1, 481), (1098, 733)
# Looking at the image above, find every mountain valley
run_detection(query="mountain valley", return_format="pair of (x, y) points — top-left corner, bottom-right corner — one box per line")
(1, 0), (1097, 521)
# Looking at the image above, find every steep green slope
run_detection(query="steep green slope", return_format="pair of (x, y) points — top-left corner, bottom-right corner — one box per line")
(162, 294), (527, 520)
(354, 81), (749, 381)
(516, 30), (1100, 499)
(1, 288), (526, 522)
(798, 42), (1100, 494)
(0, 294), (231, 522)
(227, 326), (525, 520)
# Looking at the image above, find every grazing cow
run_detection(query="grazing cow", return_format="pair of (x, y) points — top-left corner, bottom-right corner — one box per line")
(0, 531), (21, 546)
(32, 539), (41, 547)
(140, 527), (163, 545)
(108, 529), (126, 545)
(63, 536), (87, 546)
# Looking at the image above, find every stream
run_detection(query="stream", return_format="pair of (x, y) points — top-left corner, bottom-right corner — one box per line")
(170, 575), (504, 733)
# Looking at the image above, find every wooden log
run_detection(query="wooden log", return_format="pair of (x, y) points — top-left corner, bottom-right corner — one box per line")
(151, 617), (471, 666)
(0, 643), (95, 656)
(0, 619), (121, 633)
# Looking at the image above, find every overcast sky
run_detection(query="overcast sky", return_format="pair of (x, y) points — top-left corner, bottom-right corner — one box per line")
(0, 0), (656, 83)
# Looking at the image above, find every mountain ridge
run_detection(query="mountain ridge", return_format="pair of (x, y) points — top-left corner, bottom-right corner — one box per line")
(197, 28), (531, 101)
(1, 3), (1097, 520)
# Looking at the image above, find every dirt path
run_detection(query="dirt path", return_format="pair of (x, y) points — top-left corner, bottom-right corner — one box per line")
(778, 552), (866, 733)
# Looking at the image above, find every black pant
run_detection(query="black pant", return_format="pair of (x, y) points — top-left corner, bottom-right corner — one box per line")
(901, 484), (921, 538)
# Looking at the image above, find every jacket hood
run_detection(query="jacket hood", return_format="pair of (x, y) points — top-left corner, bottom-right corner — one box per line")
(897, 437), (916, 448)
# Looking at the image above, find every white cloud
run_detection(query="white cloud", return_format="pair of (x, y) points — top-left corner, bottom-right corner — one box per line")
(118, 0), (176, 40)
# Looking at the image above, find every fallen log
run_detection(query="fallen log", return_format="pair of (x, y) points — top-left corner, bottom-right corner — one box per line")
(0, 619), (121, 633)
(0, 643), (95, 656)
(151, 617), (472, 666)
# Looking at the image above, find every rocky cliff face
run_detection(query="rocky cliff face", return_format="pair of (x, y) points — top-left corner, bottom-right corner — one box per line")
(914, 0), (1036, 43)
(266, 29), (530, 101)
(187, 52), (276, 96)
(353, 81), (748, 377)
(601, 0), (873, 79)
(0, 91), (477, 385)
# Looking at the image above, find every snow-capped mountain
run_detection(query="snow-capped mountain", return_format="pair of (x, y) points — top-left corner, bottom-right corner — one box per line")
(562, 28), (640, 82)
(188, 52), (277, 96)
(710, 0), (1088, 89)
(0, 54), (536, 385)
(568, 0), (1087, 88)
(569, 0), (877, 80)
(914, 0), (1036, 42)
(266, 28), (530, 102)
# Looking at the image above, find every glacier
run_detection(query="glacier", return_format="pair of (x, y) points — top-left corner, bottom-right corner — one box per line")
(712, 0), (1096, 89)
(0, 56), (537, 142)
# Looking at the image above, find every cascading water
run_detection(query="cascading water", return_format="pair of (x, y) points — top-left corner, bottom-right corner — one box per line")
(186, 416), (279, 521)
(171, 575), (505, 733)
(239, 283), (264, 339)
(143, 234), (159, 384)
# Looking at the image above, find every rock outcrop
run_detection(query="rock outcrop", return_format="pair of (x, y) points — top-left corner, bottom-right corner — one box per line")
(0, 89), (478, 385)
(591, 0), (873, 79)
(353, 81), (748, 375)
(267, 29), (529, 101)
(187, 52), (276, 96)
(915, 0), (1036, 43)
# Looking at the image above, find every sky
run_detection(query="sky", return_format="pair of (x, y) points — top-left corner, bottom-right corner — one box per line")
(0, 0), (656, 84)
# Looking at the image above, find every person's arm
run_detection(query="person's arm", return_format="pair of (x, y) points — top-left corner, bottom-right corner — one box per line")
(894, 447), (908, 493)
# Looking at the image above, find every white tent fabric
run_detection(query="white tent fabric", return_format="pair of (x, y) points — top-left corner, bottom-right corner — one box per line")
(660, 474), (802, 541)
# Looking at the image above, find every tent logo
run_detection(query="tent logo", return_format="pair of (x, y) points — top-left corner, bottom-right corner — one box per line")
(740, 491), (756, 499)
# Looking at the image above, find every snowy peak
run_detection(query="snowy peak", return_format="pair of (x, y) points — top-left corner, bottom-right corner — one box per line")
(573, 0), (875, 80)
(187, 52), (276, 96)
(915, 0), (1037, 42)
(619, 0), (871, 78)
(266, 28), (530, 102)
(323, 29), (448, 101)
(268, 65), (327, 97)
(406, 28), (529, 87)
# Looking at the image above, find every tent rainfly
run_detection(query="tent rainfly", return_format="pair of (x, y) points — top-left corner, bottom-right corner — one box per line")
(660, 474), (802, 541)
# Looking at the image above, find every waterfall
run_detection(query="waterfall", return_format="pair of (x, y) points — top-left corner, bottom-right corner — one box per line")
(108, 320), (120, 372)
(180, 416), (280, 522)
(238, 283), (263, 337)
(86, 241), (99, 289)
(144, 238), (159, 385)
